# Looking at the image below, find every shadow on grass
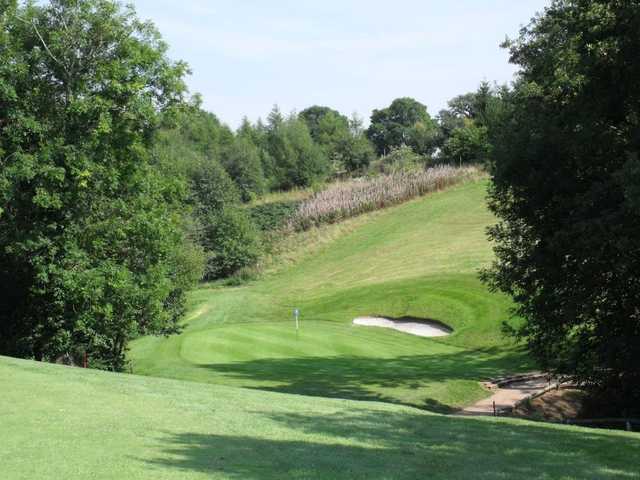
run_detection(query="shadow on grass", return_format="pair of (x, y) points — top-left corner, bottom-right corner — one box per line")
(370, 314), (454, 332)
(144, 410), (640, 480)
(198, 347), (531, 413)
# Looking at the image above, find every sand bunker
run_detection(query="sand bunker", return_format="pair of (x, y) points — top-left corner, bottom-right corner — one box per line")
(353, 316), (451, 337)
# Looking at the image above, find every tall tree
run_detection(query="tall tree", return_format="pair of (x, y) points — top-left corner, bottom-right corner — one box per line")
(299, 106), (348, 142)
(0, 0), (202, 370)
(299, 106), (374, 175)
(367, 97), (439, 156)
(264, 107), (328, 189)
(483, 0), (640, 414)
(220, 136), (265, 202)
(438, 82), (509, 165)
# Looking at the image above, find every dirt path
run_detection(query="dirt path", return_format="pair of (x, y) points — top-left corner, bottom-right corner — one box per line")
(459, 376), (551, 416)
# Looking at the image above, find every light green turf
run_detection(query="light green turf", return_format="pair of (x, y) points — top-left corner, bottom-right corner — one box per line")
(130, 180), (533, 412)
(2, 356), (638, 480)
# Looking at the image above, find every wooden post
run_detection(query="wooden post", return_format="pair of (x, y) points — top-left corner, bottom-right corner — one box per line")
(493, 400), (496, 417)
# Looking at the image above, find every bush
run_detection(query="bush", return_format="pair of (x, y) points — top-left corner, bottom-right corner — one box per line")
(220, 137), (266, 202)
(201, 207), (262, 280)
(190, 160), (241, 211)
(373, 145), (430, 174)
(248, 200), (302, 231)
(189, 160), (262, 280)
(441, 120), (491, 165)
(340, 135), (376, 174)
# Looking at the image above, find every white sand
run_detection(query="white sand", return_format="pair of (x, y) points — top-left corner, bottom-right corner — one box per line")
(353, 316), (451, 337)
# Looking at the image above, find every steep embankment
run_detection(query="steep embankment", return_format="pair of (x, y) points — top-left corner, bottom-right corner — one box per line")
(130, 179), (532, 412)
(1, 355), (638, 480)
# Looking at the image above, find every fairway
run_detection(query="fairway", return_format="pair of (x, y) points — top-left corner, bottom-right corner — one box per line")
(2, 355), (638, 480)
(130, 180), (532, 411)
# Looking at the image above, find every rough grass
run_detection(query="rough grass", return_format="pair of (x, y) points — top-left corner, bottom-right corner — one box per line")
(288, 165), (480, 230)
(2, 355), (638, 480)
(130, 179), (533, 411)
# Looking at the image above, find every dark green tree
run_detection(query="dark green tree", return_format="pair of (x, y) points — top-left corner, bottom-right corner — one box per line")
(154, 106), (262, 280)
(220, 136), (265, 202)
(367, 97), (439, 156)
(441, 120), (491, 165)
(284, 117), (329, 187)
(264, 107), (328, 189)
(0, 0), (202, 369)
(483, 0), (640, 414)
(438, 82), (508, 165)
(299, 107), (374, 175)
(190, 161), (261, 280)
(299, 106), (348, 142)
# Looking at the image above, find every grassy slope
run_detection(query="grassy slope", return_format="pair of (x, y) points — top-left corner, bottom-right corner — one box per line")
(130, 180), (532, 412)
(2, 355), (639, 480)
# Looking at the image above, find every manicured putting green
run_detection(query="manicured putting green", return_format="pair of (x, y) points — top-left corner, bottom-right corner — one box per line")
(2, 356), (638, 480)
(130, 180), (532, 411)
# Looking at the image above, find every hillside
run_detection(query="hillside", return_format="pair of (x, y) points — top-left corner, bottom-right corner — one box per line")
(2, 355), (638, 480)
(130, 179), (532, 412)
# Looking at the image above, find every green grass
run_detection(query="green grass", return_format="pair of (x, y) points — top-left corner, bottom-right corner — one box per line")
(130, 180), (533, 412)
(2, 355), (638, 480)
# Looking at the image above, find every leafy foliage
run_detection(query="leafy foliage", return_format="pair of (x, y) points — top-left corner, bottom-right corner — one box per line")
(299, 106), (348, 142)
(200, 206), (262, 279)
(437, 82), (507, 165)
(374, 145), (430, 174)
(261, 108), (329, 189)
(367, 97), (440, 157)
(0, 0), (202, 369)
(300, 106), (375, 175)
(188, 157), (261, 280)
(220, 136), (266, 202)
(483, 0), (640, 414)
(441, 120), (491, 165)
(248, 200), (301, 232)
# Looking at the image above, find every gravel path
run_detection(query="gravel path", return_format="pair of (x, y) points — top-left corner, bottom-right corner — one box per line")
(459, 377), (551, 416)
(353, 316), (451, 337)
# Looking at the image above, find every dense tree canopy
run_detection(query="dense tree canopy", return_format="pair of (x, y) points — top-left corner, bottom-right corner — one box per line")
(483, 0), (640, 414)
(299, 106), (348, 143)
(436, 82), (507, 165)
(367, 97), (439, 157)
(441, 120), (491, 165)
(299, 106), (375, 175)
(261, 107), (329, 189)
(0, 0), (202, 369)
(220, 137), (265, 202)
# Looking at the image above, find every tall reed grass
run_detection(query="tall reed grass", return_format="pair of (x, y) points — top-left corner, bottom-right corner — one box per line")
(287, 165), (481, 231)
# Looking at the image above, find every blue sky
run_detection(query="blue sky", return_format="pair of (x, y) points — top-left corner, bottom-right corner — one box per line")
(132, 0), (550, 128)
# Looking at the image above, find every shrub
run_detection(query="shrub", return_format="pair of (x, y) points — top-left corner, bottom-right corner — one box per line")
(190, 160), (241, 211)
(248, 200), (302, 231)
(373, 145), (430, 174)
(441, 120), (491, 165)
(220, 137), (266, 202)
(189, 161), (262, 280)
(201, 207), (262, 280)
